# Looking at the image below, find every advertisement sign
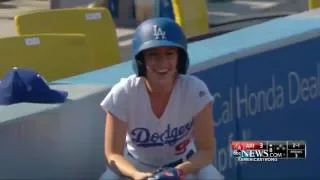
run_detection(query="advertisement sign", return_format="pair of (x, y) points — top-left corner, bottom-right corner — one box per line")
(193, 35), (320, 180)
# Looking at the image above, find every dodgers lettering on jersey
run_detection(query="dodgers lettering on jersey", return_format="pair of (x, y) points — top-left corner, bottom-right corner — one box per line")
(130, 121), (193, 147)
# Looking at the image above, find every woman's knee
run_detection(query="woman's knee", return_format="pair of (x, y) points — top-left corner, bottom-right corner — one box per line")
(185, 164), (224, 180)
(99, 168), (129, 180)
(198, 164), (224, 180)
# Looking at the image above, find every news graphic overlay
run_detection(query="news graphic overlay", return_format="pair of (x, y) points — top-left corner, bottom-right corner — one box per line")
(231, 141), (306, 162)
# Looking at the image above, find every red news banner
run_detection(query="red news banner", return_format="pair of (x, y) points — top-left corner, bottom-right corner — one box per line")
(232, 141), (266, 150)
(231, 140), (306, 161)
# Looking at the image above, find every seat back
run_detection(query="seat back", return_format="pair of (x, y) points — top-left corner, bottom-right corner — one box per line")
(0, 34), (94, 81)
(172, 0), (209, 37)
(15, 8), (121, 70)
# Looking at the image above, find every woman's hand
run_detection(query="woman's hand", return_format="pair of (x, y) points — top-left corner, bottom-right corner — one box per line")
(132, 171), (153, 180)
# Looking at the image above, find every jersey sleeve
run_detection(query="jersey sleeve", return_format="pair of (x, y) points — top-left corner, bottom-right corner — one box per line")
(100, 78), (130, 122)
(188, 76), (214, 117)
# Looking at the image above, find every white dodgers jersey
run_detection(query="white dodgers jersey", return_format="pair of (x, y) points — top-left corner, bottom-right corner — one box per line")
(100, 74), (213, 167)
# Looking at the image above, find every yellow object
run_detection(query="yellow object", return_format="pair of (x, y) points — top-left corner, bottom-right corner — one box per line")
(14, 8), (121, 70)
(308, 0), (320, 9)
(0, 34), (94, 81)
(171, 0), (209, 38)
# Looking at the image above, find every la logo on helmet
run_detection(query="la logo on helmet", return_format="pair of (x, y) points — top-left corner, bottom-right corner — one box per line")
(153, 25), (166, 40)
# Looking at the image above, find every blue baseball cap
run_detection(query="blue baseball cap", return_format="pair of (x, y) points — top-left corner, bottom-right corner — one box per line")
(0, 67), (68, 105)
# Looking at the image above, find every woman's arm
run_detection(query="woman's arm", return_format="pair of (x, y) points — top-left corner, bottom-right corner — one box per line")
(105, 112), (152, 179)
(175, 102), (214, 175)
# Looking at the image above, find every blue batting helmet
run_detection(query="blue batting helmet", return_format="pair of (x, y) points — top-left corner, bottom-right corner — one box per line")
(132, 17), (189, 76)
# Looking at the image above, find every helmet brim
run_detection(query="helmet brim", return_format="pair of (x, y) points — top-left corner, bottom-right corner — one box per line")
(134, 40), (186, 57)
